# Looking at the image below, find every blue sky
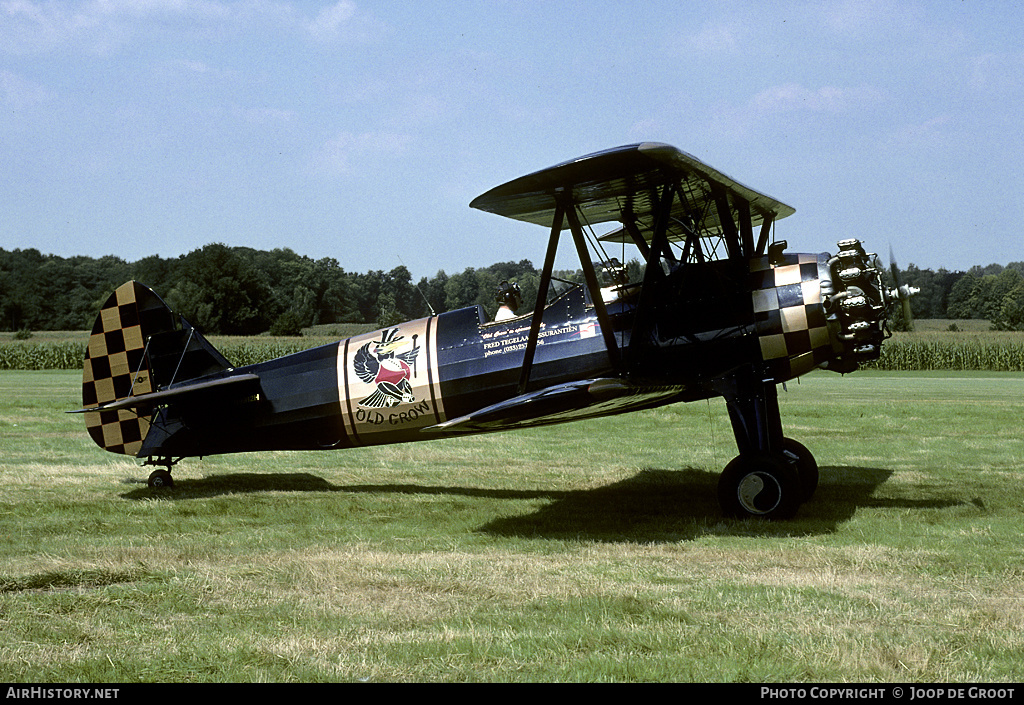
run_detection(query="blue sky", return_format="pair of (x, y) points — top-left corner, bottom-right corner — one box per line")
(2, 0), (1022, 280)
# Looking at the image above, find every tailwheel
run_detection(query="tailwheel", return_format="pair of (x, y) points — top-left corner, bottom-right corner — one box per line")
(145, 456), (180, 489)
(781, 437), (818, 502)
(147, 469), (174, 488)
(718, 453), (801, 520)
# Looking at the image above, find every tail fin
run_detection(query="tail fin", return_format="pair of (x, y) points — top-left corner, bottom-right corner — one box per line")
(81, 281), (232, 456)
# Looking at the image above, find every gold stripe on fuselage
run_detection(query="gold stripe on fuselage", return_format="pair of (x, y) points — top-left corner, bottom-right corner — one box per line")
(338, 317), (445, 446)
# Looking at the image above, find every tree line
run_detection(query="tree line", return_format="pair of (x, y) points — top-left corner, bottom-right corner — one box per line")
(897, 262), (1024, 330)
(2, 245), (1023, 334)
(0, 244), (547, 335)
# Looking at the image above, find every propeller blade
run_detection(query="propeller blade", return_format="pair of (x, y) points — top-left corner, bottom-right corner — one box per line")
(888, 245), (900, 287)
(888, 246), (916, 331)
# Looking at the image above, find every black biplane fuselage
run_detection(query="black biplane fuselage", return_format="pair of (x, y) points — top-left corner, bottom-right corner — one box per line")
(75, 143), (900, 519)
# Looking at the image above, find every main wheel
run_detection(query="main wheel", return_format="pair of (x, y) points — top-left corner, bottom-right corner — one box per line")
(718, 453), (801, 520)
(148, 469), (174, 488)
(781, 437), (819, 502)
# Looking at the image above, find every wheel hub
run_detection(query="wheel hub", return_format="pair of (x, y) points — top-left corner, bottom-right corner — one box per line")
(736, 471), (783, 515)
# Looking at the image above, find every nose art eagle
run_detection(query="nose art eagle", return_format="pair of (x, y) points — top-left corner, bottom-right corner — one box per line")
(353, 328), (421, 409)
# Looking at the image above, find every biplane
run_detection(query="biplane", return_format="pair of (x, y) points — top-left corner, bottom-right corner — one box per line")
(72, 143), (904, 520)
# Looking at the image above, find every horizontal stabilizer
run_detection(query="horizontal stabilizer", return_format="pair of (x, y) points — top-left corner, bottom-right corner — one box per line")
(422, 378), (685, 434)
(69, 373), (261, 414)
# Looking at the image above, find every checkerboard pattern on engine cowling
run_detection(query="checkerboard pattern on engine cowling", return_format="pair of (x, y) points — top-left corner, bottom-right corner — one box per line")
(749, 254), (832, 380)
(82, 281), (156, 456)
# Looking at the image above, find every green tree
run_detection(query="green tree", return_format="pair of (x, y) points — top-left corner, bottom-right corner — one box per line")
(131, 254), (177, 294)
(947, 273), (981, 319)
(992, 281), (1024, 331)
(0, 248), (45, 330)
(375, 291), (404, 327)
(512, 270), (541, 314)
(443, 268), (480, 311)
(380, 266), (420, 320)
(261, 252), (359, 331)
(983, 269), (1023, 321)
(419, 270), (448, 315)
(166, 244), (275, 334)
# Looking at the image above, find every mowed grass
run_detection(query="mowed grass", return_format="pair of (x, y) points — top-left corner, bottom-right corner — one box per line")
(1, 370), (1023, 682)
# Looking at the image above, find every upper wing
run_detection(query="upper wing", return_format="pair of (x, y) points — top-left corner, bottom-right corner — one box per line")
(469, 142), (794, 243)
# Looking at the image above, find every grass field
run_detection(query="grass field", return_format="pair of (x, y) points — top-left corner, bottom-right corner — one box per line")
(1, 370), (1023, 682)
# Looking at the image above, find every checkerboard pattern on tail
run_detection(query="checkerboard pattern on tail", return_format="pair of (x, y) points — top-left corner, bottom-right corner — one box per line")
(81, 281), (176, 455)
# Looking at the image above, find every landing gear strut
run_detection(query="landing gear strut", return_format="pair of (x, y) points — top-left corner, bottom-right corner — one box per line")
(143, 457), (180, 489)
(781, 436), (818, 502)
(717, 375), (816, 520)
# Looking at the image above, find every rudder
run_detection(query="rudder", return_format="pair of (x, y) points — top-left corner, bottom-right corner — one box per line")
(81, 281), (176, 455)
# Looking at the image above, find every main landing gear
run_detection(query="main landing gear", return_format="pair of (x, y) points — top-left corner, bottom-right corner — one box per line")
(143, 457), (180, 489)
(717, 377), (818, 520)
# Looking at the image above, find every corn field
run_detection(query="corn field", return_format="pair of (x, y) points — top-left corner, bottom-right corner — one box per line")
(0, 341), (86, 371)
(865, 332), (1024, 372)
(3, 332), (1024, 372)
(0, 338), (330, 371)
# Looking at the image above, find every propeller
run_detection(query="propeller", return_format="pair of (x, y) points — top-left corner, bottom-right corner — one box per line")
(888, 246), (919, 331)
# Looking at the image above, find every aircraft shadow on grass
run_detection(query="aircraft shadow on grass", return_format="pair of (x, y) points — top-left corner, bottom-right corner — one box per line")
(119, 465), (972, 542)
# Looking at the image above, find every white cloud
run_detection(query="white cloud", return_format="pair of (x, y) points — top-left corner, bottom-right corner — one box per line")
(171, 58), (213, 74)
(819, 0), (924, 38)
(750, 83), (880, 116)
(627, 119), (665, 142)
(0, 0), (377, 54)
(0, 69), (52, 108)
(306, 0), (355, 40)
(821, 0), (888, 34)
(969, 51), (1024, 96)
(688, 21), (744, 53)
(885, 114), (952, 151)
(314, 130), (412, 175)
(698, 81), (886, 143)
(233, 105), (295, 125)
(1, 0), (220, 53)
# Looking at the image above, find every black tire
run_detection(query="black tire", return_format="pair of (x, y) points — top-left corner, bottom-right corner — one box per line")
(148, 469), (174, 489)
(781, 437), (819, 502)
(718, 453), (801, 520)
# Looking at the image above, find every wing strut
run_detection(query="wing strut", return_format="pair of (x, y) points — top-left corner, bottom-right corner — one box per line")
(755, 213), (775, 256)
(518, 199), (565, 395)
(711, 183), (742, 260)
(737, 199), (754, 257)
(621, 215), (651, 262)
(517, 191), (623, 395)
(565, 203), (621, 372)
